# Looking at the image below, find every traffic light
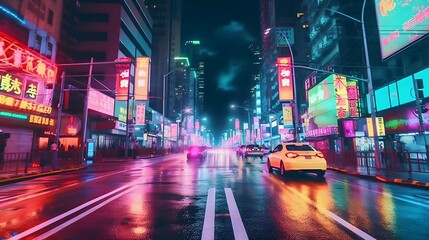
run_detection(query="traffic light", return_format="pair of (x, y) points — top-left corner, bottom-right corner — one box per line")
(415, 78), (427, 113)
(416, 78), (424, 101)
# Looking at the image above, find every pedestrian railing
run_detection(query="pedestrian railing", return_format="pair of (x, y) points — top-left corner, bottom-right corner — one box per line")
(323, 150), (429, 174)
(0, 149), (84, 176)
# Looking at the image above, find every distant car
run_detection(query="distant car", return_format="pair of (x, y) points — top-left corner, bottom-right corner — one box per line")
(261, 146), (270, 155)
(187, 146), (207, 160)
(266, 142), (327, 178)
(243, 144), (264, 158)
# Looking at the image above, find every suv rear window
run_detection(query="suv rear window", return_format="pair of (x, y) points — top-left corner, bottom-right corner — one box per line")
(285, 145), (315, 151)
(246, 145), (259, 148)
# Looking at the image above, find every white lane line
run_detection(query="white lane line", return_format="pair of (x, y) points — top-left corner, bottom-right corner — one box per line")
(34, 185), (138, 240)
(284, 185), (376, 240)
(225, 188), (249, 240)
(201, 188), (216, 240)
(0, 157), (177, 207)
(9, 184), (134, 240)
(330, 179), (429, 209)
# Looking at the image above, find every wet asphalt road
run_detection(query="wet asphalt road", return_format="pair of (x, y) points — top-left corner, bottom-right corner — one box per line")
(0, 148), (429, 239)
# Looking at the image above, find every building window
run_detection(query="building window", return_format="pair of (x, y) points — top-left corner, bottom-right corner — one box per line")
(78, 32), (108, 41)
(48, 9), (54, 25)
(47, 42), (53, 52)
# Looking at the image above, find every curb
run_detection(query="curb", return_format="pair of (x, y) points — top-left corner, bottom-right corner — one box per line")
(328, 167), (429, 189)
(0, 166), (88, 186)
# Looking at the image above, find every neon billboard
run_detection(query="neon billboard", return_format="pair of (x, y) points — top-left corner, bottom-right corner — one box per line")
(0, 32), (57, 84)
(115, 58), (131, 101)
(307, 74), (361, 136)
(277, 57), (294, 101)
(134, 57), (150, 101)
(374, 0), (429, 59)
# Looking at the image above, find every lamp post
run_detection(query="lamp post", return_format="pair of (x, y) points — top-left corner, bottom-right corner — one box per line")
(231, 104), (252, 144)
(162, 69), (181, 149)
(326, 0), (381, 174)
(277, 29), (299, 142)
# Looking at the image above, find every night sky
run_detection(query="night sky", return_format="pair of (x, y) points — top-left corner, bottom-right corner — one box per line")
(182, 0), (261, 141)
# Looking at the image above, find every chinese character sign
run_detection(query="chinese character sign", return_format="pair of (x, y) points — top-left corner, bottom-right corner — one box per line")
(282, 103), (293, 126)
(115, 58), (131, 101)
(277, 57), (294, 101)
(0, 33), (57, 84)
(134, 57), (150, 101)
(235, 118), (240, 131)
(334, 75), (349, 119)
(135, 103), (146, 125)
(347, 81), (360, 118)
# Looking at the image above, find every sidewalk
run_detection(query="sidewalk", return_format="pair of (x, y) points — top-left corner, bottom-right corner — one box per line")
(328, 166), (429, 189)
(1, 156), (429, 189)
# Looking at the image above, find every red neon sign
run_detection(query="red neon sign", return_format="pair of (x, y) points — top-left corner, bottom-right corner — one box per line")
(115, 58), (131, 101)
(277, 57), (294, 101)
(0, 32), (57, 84)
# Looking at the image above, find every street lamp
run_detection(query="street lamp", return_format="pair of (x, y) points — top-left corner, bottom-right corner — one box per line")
(162, 68), (182, 149)
(231, 104), (252, 144)
(325, 0), (381, 174)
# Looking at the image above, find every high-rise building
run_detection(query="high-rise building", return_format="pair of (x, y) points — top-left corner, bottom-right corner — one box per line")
(145, 0), (182, 114)
(249, 43), (261, 119)
(57, 0), (153, 149)
(183, 40), (204, 120)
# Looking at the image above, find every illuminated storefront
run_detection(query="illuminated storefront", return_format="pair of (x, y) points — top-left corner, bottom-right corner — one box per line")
(0, 32), (57, 153)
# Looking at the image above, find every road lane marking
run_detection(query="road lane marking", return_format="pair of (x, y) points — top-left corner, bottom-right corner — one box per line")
(0, 157), (177, 208)
(284, 185), (376, 240)
(225, 188), (249, 240)
(201, 188), (216, 240)
(9, 184), (134, 240)
(33, 185), (139, 240)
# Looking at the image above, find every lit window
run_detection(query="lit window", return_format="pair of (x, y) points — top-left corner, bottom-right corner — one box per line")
(297, 12), (304, 18)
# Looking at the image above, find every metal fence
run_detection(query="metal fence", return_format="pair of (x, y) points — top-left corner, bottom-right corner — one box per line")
(323, 150), (429, 174)
(0, 149), (84, 176)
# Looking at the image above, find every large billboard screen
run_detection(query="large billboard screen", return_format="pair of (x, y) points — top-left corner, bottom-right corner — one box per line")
(374, 1), (429, 59)
(307, 74), (361, 137)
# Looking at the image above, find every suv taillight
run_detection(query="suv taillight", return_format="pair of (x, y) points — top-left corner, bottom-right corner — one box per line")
(286, 152), (299, 158)
(316, 153), (324, 158)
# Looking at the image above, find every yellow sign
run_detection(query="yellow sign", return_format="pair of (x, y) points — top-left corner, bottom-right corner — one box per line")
(29, 114), (55, 126)
(367, 117), (385, 137)
(282, 104), (293, 126)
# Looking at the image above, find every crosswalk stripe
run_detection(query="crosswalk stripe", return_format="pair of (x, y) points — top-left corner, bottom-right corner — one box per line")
(201, 188), (216, 240)
(225, 188), (249, 240)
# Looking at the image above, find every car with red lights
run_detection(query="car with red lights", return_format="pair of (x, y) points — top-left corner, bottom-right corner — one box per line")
(187, 146), (207, 160)
(266, 142), (327, 178)
(242, 144), (264, 158)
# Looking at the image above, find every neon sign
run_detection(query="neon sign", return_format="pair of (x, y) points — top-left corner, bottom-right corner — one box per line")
(0, 93), (52, 114)
(375, 1), (429, 59)
(115, 58), (131, 101)
(0, 32), (57, 84)
(0, 73), (39, 100)
(134, 57), (150, 101)
(277, 57), (294, 101)
(0, 110), (54, 126)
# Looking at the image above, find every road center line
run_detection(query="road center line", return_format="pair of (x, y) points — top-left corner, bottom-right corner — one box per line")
(284, 185), (376, 240)
(201, 188), (216, 240)
(9, 184), (134, 240)
(225, 188), (249, 240)
(33, 185), (139, 240)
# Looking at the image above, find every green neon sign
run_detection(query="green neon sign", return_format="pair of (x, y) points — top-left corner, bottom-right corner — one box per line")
(0, 111), (28, 120)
